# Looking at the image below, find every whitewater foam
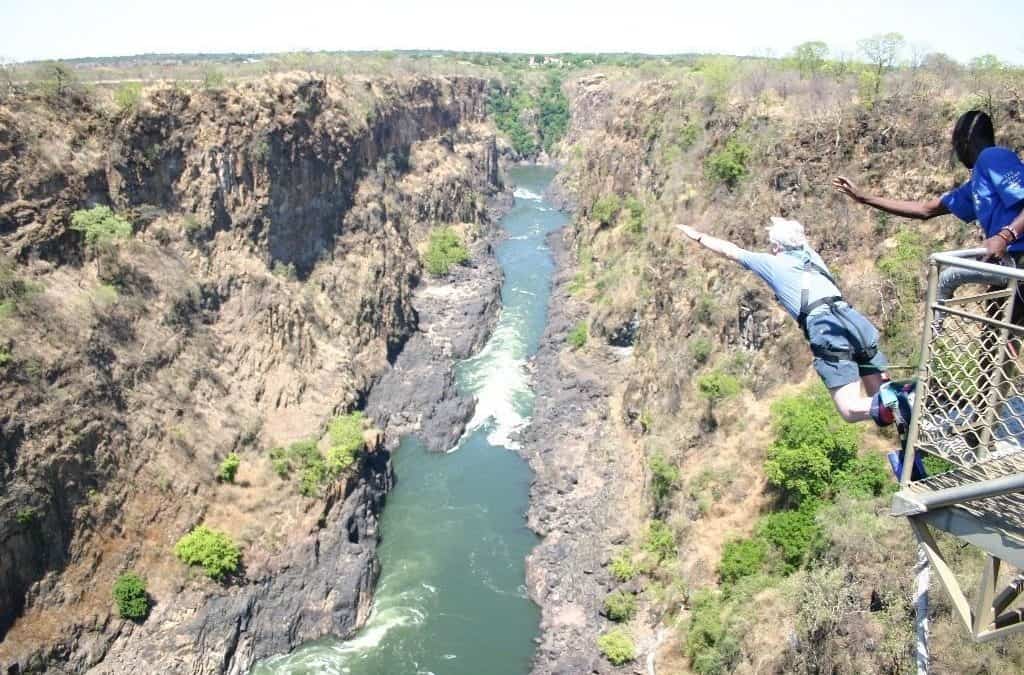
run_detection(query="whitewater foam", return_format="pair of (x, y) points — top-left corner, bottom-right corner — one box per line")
(513, 187), (543, 201)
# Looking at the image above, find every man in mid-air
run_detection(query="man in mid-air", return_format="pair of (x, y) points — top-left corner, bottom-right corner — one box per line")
(677, 217), (910, 427)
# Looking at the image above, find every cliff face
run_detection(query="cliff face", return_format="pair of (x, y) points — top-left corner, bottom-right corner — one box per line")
(541, 71), (1024, 672)
(0, 73), (501, 672)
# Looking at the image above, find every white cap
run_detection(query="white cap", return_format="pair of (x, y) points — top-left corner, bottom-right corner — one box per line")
(766, 216), (807, 249)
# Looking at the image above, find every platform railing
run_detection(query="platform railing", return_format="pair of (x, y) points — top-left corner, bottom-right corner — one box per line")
(900, 248), (1024, 487)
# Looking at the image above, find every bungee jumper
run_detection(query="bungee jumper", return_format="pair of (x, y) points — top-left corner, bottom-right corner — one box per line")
(677, 218), (914, 433)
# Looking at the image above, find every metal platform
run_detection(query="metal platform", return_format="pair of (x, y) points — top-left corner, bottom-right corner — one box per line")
(891, 248), (1024, 642)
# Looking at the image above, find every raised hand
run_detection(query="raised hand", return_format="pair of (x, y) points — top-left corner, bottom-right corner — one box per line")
(832, 176), (862, 202)
(676, 224), (702, 241)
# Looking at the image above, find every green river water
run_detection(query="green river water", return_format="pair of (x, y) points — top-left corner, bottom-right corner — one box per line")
(252, 166), (566, 674)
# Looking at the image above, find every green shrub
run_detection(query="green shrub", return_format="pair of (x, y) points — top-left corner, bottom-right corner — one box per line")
(591, 194), (621, 226)
(112, 572), (149, 620)
(218, 453), (240, 483)
(567, 321), (588, 349)
(326, 412), (365, 476)
(604, 590), (637, 622)
(597, 628), (636, 665)
(487, 83), (538, 156)
(833, 454), (892, 498)
(694, 294), (715, 325)
(610, 550), (639, 582)
(15, 507), (37, 525)
(114, 83), (142, 112)
(922, 454), (955, 476)
(621, 196), (644, 234)
(537, 74), (569, 154)
(269, 447), (291, 478)
(719, 537), (768, 585)
(0, 345), (10, 366)
(649, 452), (679, 511)
(678, 122), (701, 150)
(755, 502), (823, 574)
(696, 370), (741, 403)
(704, 138), (751, 188)
(70, 206), (133, 250)
(690, 337), (713, 364)
(424, 227), (470, 276)
(764, 444), (833, 504)
(764, 385), (860, 504)
(203, 68), (226, 90)
(174, 525), (241, 580)
(643, 520), (677, 561)
(685, 590), (741, 675)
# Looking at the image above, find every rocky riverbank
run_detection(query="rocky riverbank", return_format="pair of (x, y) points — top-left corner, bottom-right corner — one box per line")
(519, 227), (648, 674)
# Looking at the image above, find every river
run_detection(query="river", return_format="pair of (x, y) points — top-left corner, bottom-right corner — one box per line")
(252, 165), (567, 674)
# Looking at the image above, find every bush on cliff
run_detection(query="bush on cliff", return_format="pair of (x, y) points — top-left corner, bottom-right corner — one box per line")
(424, 227), (470, 276)
(597, 628), (636, 665)
(704, 137), (751, 188)
(719, 537), (768, 585)
(604, 590), (637, 622)
(591, 194), (621, 226)
(218, 453), (240, 483)
(567, 321), (588, 349)
(174, 525), (241, 581)
(326, 412), (366, 476)
(685, 590), (741, 675)
(764, 385), (860, 504)
(696, 370), (741, 404)
(70, 206), (133, 250)
(649, 452), (679, 512)
(112, 572), (150, 620)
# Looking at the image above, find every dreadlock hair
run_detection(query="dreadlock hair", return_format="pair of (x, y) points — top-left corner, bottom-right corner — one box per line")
(952, 110), (995, 169)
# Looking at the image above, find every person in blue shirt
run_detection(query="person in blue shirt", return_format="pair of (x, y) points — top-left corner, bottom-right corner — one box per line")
(833, 111), (1024, 309)
(677, 218), (907, 427)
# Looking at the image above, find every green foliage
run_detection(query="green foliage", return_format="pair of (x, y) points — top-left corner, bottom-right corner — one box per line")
(923, 454), (955, 476)
(696, 370), (742, 403)
(114, 82), (142, 112)
(621, 196), (644, 234)
(272, 261), (297, 280)
(604, 590), (637, 622)
(597, 628), (636, 665)
(218, 453), (240, 483)
(0, 345), (10, 367)
(326, 412), (365, 476)
(424, 227), (470, 276)
(36, 62), (78, 98)
(764, 385), (860, 504)
(591, 194), (621, 226)
(704, 138), (751, 188)
(643, 520), (676, 562)
(268, 446), (291, 478)
(537, 75), (569, 154)
(694, 295), (715, 325)
(567, 321), (588, 349)
(487, 83), (538, 156)
(833, 454), (892, 498)
(70, 206), (133, 250)
(719, 537), (768, 585)
(15, 507), (37, 525)
(649, 452), (679, 511)
(677, 122), (701, 150)
(610, 549), (639, 582)
(173, 525), (240, 580)
(755, 501), (823, 574)
(685, 590), (741, 675)
(689, 337), (713, 364)
(94, 284), (119, 306)
(112, 572), (149, 620)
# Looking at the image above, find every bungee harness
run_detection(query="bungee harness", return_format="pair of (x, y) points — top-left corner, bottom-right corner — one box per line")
(791, 248), (878, 363)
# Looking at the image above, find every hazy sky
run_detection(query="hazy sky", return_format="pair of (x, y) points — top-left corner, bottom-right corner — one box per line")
(3, 0), (1022, 65)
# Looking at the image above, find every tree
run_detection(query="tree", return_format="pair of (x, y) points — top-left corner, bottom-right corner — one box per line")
(857, 33), (905, 98)
(35, 61), (77, 98)
(922, 52), (962, 87)
(792, 41), (829, 79)
(969, 54), (1005, 117)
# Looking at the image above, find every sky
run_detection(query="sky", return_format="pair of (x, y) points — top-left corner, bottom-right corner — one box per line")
(2, 0), (1022, 65)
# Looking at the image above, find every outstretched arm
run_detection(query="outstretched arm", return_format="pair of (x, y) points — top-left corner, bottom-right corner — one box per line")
(833, 176), (949, 220)
(677, 225), (747, 262)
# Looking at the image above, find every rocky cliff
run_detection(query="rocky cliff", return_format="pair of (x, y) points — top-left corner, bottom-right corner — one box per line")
(0, 72), (503, 673)
(530, 69), (1024, 673)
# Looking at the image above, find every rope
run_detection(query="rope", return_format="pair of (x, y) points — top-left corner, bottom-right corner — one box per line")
(914, 543), (930, 675)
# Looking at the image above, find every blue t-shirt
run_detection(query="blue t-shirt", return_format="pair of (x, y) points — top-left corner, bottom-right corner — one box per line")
(738, 248), (841, 320)
(941, 146), (1024, 252)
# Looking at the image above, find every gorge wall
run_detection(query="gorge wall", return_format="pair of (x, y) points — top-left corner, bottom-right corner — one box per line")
(0, 72), (502, 673)
(528, 69), (1024, 673)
